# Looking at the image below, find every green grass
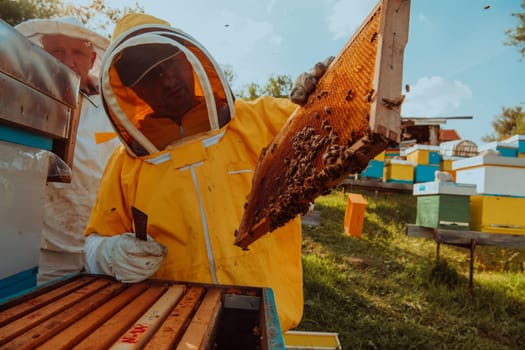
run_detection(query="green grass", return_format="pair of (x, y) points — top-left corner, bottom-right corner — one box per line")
(298, 188), (525, 350)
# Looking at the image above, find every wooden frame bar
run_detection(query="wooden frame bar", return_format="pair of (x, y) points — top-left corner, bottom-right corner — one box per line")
(0, 275), (284, 350)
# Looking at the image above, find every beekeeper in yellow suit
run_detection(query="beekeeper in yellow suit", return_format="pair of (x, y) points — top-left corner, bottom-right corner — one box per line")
(84, 13), (330, 331)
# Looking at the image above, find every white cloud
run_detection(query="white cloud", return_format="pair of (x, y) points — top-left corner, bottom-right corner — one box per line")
(401, 76), (472, 117)
(266, 0), (277, 14)
(327, 0), (377, 40)
(417, 13), (429, 23)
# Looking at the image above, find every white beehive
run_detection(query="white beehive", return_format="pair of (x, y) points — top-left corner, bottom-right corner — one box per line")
(452, 154), (525, 196)
(0, 141), (49, 296)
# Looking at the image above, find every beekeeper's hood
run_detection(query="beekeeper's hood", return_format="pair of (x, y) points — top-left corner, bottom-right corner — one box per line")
(15, 16), (109, 79)
(100, 13), (235, 158)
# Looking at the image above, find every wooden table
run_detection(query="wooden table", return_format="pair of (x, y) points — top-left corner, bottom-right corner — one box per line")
(406, 224), (525, 289)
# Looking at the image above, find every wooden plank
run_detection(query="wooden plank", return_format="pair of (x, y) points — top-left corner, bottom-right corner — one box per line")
(284, 331), (341, 349)
(406, 224), (525, 249)
(48, 93), (82, 183)
(175, 288), (222, 350)
(370, 0), (411, 141)
(340, 177), (413, 193)
(143, 287), (205, 350)
(0, 276), (96, 326)
(36, 283), (149, 350)
(72, 284), (167, 350)
(260, 288), (286, 350)
(0, 277), (111, 346)
(2, 281), (126, 350)
(405, 224), (435, 239)
(110, 285), (186, 350)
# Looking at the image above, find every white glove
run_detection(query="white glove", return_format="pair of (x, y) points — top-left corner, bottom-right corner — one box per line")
(289, 56), (335, 106)
(85, 233), (167, 283)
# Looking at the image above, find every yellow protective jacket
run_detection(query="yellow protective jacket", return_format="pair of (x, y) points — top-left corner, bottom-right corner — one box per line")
(86, 15), (303, 331)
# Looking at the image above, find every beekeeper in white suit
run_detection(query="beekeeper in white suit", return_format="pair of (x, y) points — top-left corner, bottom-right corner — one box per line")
(15, 17), (120, 284)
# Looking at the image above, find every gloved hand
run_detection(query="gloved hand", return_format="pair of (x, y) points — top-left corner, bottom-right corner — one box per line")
(289, 56), (335, 106)
(85, 233), (167, 283)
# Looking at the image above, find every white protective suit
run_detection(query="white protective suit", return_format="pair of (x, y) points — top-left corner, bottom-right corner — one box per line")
(40, 94), (119, 282)
(15, 18), (120, 283)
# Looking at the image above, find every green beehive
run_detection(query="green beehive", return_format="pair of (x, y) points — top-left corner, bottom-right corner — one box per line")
(416, 195), (470, 230)
(413, 181), (476, 230)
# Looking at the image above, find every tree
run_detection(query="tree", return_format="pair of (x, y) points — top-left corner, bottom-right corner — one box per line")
(263, 74), (292, 99)
(482, 104), (525, 142)
(220, 64), (236, 87)
(0, 0), (143, 34)
(62, 0), (143, 35)
(236, 74), (292, 100)
(484, 2), (525, 142)
(0, 0), (62, 26)
(237, 82), (263, 100)
(505, 0), (525, 60)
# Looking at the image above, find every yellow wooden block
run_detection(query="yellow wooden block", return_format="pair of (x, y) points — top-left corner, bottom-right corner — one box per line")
(404, 145), (441, 165)
(440, 159), (456, 181)
(374, 150), (385, 161)
(441, 159), (453, 171)
(406, 150), (428, 164)
(470, 195), (525, 234)
(284, 331), (341, 349)
(344, 193), (367, 237)
(383, 160), (414, 182)
(519, 153), (525, 158)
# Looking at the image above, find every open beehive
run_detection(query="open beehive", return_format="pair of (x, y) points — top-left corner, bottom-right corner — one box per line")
(0, 275), (284, 350)
(235, 0), (410, 248)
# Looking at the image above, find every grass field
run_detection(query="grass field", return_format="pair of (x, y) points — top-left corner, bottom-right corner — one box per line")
(297, 188), (525, 350)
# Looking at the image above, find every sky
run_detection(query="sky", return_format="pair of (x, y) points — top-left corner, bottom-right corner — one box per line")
(71, 0), (525, 146)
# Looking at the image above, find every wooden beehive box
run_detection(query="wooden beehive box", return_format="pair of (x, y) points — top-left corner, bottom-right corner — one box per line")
(440, 156), (462, 181)
(360, 159), (384, 179)
(502, 134), (525, 155)
(0, 141), (51, 299)
(414, 164), (439, 183)
(478, 141), (518, 158)
(413, 181), (476, 230)
(403, 144), (441, 165)
(0, 20), (81, 183)
(383, 159), (414, 184)
(453, 154), (525, 197)
(470, 195), (525, 234)
(0, 275), (285, 350)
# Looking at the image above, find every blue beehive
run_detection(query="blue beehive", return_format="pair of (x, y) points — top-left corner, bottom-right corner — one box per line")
(502, 134), (525, 156)
(479, 141), (518, 158)
(361, 160), (384, 179)
(415, 164), (440, 183)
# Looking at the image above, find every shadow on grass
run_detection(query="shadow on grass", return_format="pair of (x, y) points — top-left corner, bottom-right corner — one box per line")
(299, 189), (525, 350)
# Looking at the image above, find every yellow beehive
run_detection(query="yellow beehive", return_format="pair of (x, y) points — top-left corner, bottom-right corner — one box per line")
(440, 156), (462, 181)
(284, 331), (342, 350)
(383, 159), (415, 183)
(384, 148), (400, 160)
(470, 195), (525, 234)
(374, 150), (385, 161)
(404, 145), (441, 165)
